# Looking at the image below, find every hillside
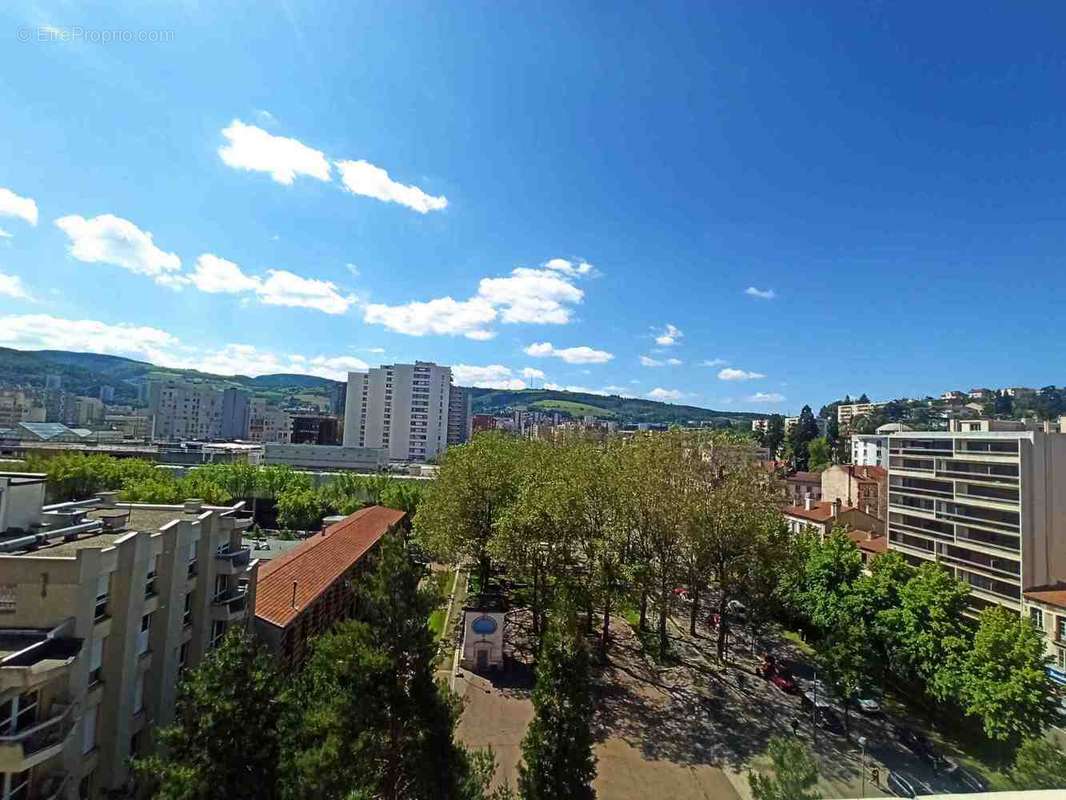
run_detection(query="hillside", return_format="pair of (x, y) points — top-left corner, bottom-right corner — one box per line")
(468, 387), (762, 426)
(0, 348), (342, 407)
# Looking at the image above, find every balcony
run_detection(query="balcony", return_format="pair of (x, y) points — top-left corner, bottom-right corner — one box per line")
(35, 772), (70, 800)
(211, 588), (248, 622)
(0, 633), (81, 693)
(0, 701), (77, 773)
(214, 547), (252, 575)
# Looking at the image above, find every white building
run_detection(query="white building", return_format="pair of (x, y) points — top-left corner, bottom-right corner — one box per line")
(851, 434), (888, 467)
(248, 399), (291, 444)
(886, 418), (1066, 616)
(262, 443), (387, 472)
(343, 362), (458, 463)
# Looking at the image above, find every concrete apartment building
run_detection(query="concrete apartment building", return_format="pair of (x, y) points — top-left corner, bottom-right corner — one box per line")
(254, 506), (404, 669)
(886, 418), (1066, 616)
(248, 399), (292, 445)
(148, 380), (251, 442)
(0, 478), (258, 799)
(262, 443), (388, 473)
(447, 386), (473, 446)
(0, 391), (45, 428)
(837, 401), (885, 429)
(851, 434), (888, 467)
(343, 362), (469, 463)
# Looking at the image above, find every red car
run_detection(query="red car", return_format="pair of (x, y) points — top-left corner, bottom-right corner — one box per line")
(770, 672), (798, 694)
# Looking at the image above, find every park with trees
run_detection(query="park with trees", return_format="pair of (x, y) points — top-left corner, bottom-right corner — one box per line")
(72, 426), (1065, 797)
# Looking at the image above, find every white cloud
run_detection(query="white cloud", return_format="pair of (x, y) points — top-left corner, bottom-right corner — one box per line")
(0, 274), (31, 301)
(654, 323), (683, 346)
(0, 313), (180, 363)
(748, 392), (786, 403)
(345, 263), (360, 278)
(363, 262), (589, 339)
(360, 346), (386, 354)
(641, 355), (681, 367)
(364, 296), (496, 339)
(523, 342), (613, 364)
(334, 159), (447, 214)
(521, 367), (546, 379)
(718, 367), (766, 381)
(0, 188), (38, 226)
(54, 214), (181, 284)
(254, 109), (278, 126)
(476, 268), (583, 325)
(745, 286), (776, 300)
(256, 269), (353, 314)
(0, 313), (367, 381)
(647, 387), (684, 402)
(218, 120), (331, 185)
(452, 364), (527, 390)
(185, 254), (262, 294)
(544, 258), (594, 277)
(0, 228), (12, 240)
(701, 358), (728, 367)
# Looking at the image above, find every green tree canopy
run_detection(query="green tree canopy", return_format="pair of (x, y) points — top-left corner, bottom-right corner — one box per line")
(135, 630), (283, 800)
(1010, 737), (1066, 790)
(749, 736), (819, 800)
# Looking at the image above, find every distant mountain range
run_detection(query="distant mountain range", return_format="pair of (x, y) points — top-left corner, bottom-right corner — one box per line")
(0, 348), (758, 425)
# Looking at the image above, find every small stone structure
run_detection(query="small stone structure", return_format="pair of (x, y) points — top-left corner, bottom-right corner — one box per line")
(460, 593), (507, 672)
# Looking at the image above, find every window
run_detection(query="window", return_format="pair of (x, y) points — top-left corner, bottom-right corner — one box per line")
(1030, 607), (1045, 630)
(0, 692), (37, 736)
(1057, 616), (1066, 642)
(89, 636), (105, 685)
(214, 575), (228, 598)
(1058, 648), (1066, 671)
(211, 621), (226, 648)
(182, 593), (193, 627)
(133, 673), (145, 714)
(187, 540), (198, 578)
(137, 614), (151, 655)
(145, 558), (158, 598)
(94, 574), (110, 621)
(178, 642), (190, 673)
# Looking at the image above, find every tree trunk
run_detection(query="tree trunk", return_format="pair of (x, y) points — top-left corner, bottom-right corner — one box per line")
(601, 593), (612, 659)
(657, 581), (669, 655)
(639, 590), (648, 631)
(689, 583), (701, 637)
(531, 563), (541, 640)
(715, 592), (729, 661)
(478, 553), (491, 594)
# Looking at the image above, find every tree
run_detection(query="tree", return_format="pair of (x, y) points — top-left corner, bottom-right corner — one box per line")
(518, 598), (597, 800)
(880, 563), (970, 696)
(857, 393), (870, 404)
(957, 606), (1061, 741)
(807, 437), (831, 471)
(135, 630), (282, 800)
(748, 736), (819, 800)
(764, 415), (786, 459)
(281, 533), (492, 800)
(787, 406), (819, 470)
(416, 432), (524, 590)
(798, 529), (862, 634)
(276, 486), (327, 530)
(1011, 737), (1066, 790)
(817, 621), (874, 737)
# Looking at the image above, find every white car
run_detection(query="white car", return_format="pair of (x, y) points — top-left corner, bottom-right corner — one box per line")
(856, 696), (881, 714)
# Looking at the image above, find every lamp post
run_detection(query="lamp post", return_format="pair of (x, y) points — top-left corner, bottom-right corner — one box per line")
(858, 735), (868, 798)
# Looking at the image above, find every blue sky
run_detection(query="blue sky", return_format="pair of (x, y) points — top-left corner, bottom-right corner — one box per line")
(1, 2), (1065, 413)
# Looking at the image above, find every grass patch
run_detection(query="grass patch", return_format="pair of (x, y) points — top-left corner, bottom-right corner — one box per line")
(428, 608), (447, 641)
(780, 629), (816, 657)
(529, 399), (616, 418)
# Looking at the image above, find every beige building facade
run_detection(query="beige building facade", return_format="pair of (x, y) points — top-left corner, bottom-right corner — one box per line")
(887, 419), (1066, 615)
(0, 477), (257, 800)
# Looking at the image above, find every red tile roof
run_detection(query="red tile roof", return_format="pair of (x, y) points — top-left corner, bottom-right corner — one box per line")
(847, 529), (888, 555)
(783, 501), (839, 522)
(785, 471), (822, 484)
(1023, 584), (1066, 610)
(255, 505), (406, 629)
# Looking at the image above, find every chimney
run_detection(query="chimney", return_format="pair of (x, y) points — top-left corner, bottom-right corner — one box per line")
(831, 499), (841, 517)
(805, 496), (814, 511)
(291, 581), (298, 608)
(183, 498), (204, 514)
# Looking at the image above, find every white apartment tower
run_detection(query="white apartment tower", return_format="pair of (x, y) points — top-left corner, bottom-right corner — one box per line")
(886, 419), (1066, 615)
(343, 362), (458, 462)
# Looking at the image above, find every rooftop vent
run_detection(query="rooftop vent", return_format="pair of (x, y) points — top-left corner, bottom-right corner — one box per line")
(183, 498), (204, 514)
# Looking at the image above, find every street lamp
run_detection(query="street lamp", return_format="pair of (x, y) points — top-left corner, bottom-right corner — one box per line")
(858, 735), (868, 798)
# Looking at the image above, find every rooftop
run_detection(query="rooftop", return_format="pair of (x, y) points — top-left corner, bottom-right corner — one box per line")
(255, 505), (406, 629)
(783, 501), (850, 523)
(1023, 584), (1066, 610)
(846, 529), (888, 555)
(784, 471), (822, 484)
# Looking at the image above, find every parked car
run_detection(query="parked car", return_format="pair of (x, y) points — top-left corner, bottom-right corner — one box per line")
(770, 672), (798, 694)
(856, 696), (881, 715)
(948, 763), (988, 793)
(815, 708), (844, 735)
(887, 772), (930, 798)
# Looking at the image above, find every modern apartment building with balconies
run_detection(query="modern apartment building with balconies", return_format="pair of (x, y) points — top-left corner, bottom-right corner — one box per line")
(0, 477), (258, 800)
(886, 418), (1066, 616)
